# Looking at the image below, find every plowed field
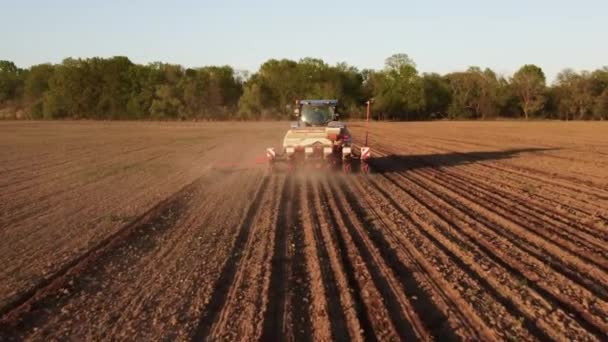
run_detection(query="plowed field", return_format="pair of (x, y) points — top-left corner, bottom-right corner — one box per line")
(1, 121), (607, 341)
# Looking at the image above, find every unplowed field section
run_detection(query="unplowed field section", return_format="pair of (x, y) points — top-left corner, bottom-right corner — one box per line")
(1, 121), (607, 341)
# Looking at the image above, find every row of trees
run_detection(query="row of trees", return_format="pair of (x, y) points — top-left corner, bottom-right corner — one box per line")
(0, 58), (243, 120)
(1, 55), (607, 120)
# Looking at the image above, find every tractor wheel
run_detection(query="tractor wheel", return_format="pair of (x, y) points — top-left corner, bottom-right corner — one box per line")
(327, 154), (339, 171)
(287, 161), (296, 173)
(342, 162), (352, 174)
(361, 162), (370, 174)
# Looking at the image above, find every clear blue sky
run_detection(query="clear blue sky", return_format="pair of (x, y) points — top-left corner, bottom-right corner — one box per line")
(1, 0), (606, 82)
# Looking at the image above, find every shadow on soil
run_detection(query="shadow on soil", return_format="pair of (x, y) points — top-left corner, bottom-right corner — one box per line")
(369, 148), (557, 173)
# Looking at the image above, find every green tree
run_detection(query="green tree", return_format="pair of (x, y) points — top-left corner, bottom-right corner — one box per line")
(24, 64), (54, 100)
(238, 58), (363, 119)
(257, 59), (301, 117)
(421, 73), (451, 119)
(496, 76), (518, 118)
(237, 83), (263, 120)
(42, 59), (80, 118)
(445, 68), (499, 119)
(371, 54), (425, 120)
(384, 53), (416, 70)
(23, 64), (55, 118)
(150, 84), (182, 119)
(590, 67), (608, 94)
(0, 60), (24, 104)
(478, 68), (501, 118)
(180, 68), (210, 119)
(96, 56), (134, 119)
(590, 67), (608, 120)
(126, 63), (163, 119)
(593, 89), (608, 120)
(445, 72), (470, 119)
(147, 64), (184, 119)
(511, 64), (546, 119)
(554, 69), (598, 120)
(5, 54), (608, 122)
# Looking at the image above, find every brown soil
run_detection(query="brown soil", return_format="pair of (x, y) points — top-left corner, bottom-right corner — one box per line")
(0, 120), (607, 341)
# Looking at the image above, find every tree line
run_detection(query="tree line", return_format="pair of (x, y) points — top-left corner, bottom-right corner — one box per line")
(1, 54), (607, 120)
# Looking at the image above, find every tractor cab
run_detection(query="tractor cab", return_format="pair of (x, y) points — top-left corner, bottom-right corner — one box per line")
(294, 99), (339, 127)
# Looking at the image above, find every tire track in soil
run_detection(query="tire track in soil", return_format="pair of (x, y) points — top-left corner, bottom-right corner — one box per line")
(301, 176), (348, 341)
(0, 141), (154, 182)
(0, 152), (172, 232)
(289, 179), (313, 340)
(387, 133), (608, 200)
(374, 170), (608, 339)
(315, 178), (381, 341)
(343, 176), (524, 341)
(363, 173), (579, 340)
(366, 148), (606, 299)
(371, 143), (608, 250)
(198, 175), (282, 340)
(259, 177), (293, 341)
(0, 174), (205, 336)
(370, 142), (607, 215)
(486, 162), (608, 200)
(418, 133), (608, 171)
(325, 176), (437, 341)
(350, 176), (517, 341)
(20, 170), (262, 341)
(396, 141), (608, 231)
(309, 177), (368, 341)
(260, 176), (313, 341)
(402, 176), (608, 338)
(375, 139), (608, 241)
(400, 164), (608, 296)
(402, 168), (608, 300)
(322, 176), (440, 340)
(414, 167), (608, 272)
(189, 175), (271, 341)
(0, 144), (168, 199)
(423, 169), (608, 283)
(436, 165), (608, 243)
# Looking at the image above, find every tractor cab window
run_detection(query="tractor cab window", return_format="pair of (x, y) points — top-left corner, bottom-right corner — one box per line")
(300, 105), (334, 126)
